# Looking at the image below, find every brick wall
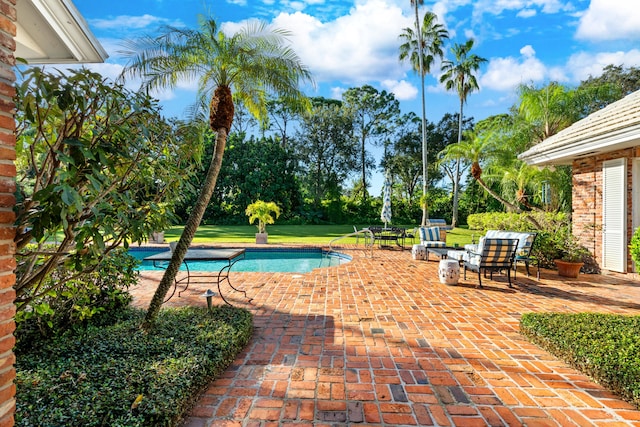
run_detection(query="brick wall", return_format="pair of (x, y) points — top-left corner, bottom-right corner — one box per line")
(0, 0), (16, 425)
(572, 147), (638, 273)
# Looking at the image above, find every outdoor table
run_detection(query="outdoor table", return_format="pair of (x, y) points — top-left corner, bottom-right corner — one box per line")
(368, 227), (406, 249)
(144, 248), (249, 305)
(426, 246), (463, 261)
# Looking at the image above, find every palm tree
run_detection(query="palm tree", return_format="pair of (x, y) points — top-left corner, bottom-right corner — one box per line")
(517, 82), (581, 144)
(399, 9), (448, 225)
(440, 39), (487, 228)
(440, 130), (521, 213)
(121, 16), (312, 327)
(439, 130), (543, 229)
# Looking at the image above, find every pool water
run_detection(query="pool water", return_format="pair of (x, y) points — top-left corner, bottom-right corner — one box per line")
(130, 247), (351, 273)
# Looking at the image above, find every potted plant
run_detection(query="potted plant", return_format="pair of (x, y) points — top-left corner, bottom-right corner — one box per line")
(554, 233), (590, 278)
(245, 200), (281, 244)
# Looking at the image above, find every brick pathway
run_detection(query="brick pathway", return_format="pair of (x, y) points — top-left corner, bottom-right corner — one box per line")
(131, 244), (640, 426)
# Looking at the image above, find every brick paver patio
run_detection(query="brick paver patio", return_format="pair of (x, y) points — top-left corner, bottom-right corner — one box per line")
(131, 244), (640, 426)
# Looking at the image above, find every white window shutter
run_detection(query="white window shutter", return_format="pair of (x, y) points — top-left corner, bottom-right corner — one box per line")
(602, 158), (626, 272)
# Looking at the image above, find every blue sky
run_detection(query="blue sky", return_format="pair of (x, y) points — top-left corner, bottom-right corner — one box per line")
(71, 0), (640, 192)
(73, 0), (640, 122)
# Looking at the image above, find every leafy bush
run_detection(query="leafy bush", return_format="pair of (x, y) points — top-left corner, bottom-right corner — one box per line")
(15, 247), (138, 341)
(466, 211), (567, 232)
(521, 313), (640, 409)
(16, 306), (253, 427)
(14, 67), (201, 310)
(466, 212), (568, 268)
(630, 227), (640, 271)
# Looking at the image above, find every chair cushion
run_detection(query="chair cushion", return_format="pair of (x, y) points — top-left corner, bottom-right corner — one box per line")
(419, 226), (441, 242)
(464, 237), (484, 265)
(423, 241), (446, 248)
(485, 230), (535, 256)
(480, 238), (518, 267)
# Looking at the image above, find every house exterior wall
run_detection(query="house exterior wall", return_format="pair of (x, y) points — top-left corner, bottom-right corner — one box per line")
(0, 0), (15, 425)
(572, 147), (640, 273)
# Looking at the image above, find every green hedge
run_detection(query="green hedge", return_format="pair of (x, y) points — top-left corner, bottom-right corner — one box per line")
(16, 306), (253, 426)
(521, 312), (640, 409)
(466, 211), (567, 231)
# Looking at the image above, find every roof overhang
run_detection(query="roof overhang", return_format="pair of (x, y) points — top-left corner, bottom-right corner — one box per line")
(519, 125), (640, 166)
(15, 0), (107, 64)
(519, 90), (640, 167)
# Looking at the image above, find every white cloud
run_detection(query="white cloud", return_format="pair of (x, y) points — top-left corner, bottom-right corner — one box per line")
(520, 45), (535, 58)
(84, 62), (125, 84)
(272, 0), (412, 85)
(575, 0), (640, 41)
(480, 47), (640, 93)
(89, 14), (182, 31)
(565, 49), (640, 81)
(481, 52), (547, 91)
(330, 86), (346, 99)
(517, 9), (537, 18)
(472, 0), (569, 16)
(381, 79), (417, 100)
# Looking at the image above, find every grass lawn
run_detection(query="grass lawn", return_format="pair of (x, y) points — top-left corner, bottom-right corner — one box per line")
(163, 224), (477, 246)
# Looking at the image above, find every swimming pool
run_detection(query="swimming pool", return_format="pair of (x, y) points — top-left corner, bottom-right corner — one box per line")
(130, 247), (351, 273)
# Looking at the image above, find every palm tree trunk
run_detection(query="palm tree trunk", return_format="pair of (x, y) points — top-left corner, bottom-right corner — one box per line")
(361, 134), (366, 199)
(416, 2), (428, 226)
(476, 176), (523, 213)
(143, 127), (229, 328)
(451, 98), (463, 228)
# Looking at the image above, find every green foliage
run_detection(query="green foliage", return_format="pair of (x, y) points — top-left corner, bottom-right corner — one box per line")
(15, 248), (138, 341)
(245, 200), (281, 233)
(521, 313), (640, 409)
(178, 134), (303, 225)
(555, 232), (591, 263)
(630, 227), (640, 271)
(296, 98), (357, 208)
(466, 211), (568, 268)
(579, 64), (640, 114)
(15, 306), (253, 427)
(14, 67), (199, 308)
(466, 211), (566, 232)
(342, 85), (400, 200)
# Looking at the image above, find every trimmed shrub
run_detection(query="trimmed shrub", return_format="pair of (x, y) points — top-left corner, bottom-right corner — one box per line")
(16, 306), (253, 427)
(521, 313), (640, 409)
(15, 247), (138, 342)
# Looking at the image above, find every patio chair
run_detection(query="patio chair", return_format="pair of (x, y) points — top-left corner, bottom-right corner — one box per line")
(418, 226), (446, 248)
(463, 238), (519, 288)
(404, 227), (418, 245)
(353, 226), (372, 246)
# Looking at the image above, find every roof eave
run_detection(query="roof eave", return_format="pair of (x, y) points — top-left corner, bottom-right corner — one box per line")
(15, 0), (107, 65)
(519, 124), (640, 167)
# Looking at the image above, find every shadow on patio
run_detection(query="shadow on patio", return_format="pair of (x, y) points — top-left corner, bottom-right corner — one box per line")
(131, 246), (640, 426)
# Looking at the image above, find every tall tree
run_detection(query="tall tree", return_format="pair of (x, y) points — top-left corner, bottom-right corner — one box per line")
(433, 113), (474, 198)
(384, 113), (440, 203)
(580, 64), (640, 99)
(121, 16), (312, 327)
(342, 85), (400, 200)
(267, 97), (300, 148)
(295, 98), (357, 208)
(399, 10), (448, 225)
(439, 39), (487, 228)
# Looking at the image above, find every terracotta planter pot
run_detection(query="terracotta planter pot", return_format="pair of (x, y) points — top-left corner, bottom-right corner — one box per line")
(255, 233), (268, 244)
(554, 259), (583, 278)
